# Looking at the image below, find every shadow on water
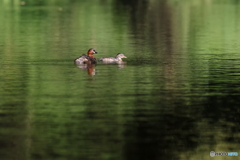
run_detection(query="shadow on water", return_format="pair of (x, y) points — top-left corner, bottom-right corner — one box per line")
(113, 0), (240, 159)
(112, 1), (198, 159)
(113, 0), (175, 64)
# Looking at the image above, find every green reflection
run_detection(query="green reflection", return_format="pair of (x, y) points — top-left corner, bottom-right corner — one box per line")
(0, 0), (240, 160)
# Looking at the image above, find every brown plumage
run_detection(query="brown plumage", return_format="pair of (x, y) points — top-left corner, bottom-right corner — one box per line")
(74, 48), (98, 65)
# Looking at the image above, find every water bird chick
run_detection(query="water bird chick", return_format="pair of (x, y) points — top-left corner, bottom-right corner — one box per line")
(99, 53), (127, 62)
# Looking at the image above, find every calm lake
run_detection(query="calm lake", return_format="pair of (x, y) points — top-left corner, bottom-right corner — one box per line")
(0, 0), (240, 160)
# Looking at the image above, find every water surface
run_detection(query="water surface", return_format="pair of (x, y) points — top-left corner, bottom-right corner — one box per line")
(0, 0), (240, 160)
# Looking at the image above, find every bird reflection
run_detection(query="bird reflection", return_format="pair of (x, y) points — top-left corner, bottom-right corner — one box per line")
(77, 64), (96, 75)
(101, 61), (127, 69)
(76, 61), (127, 76)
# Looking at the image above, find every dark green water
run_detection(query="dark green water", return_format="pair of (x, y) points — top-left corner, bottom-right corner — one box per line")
(0, 0), (240, 160)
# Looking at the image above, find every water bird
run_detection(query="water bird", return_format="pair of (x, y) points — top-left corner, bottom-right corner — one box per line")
(74, 48), (98, 65)
(99, 53), (127, 62)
